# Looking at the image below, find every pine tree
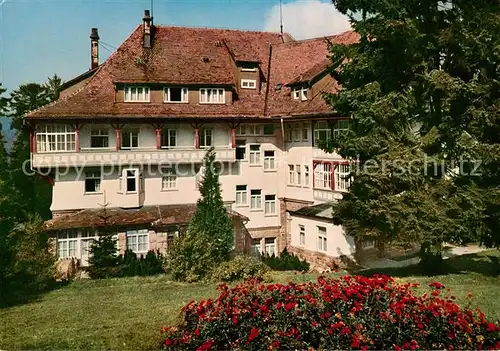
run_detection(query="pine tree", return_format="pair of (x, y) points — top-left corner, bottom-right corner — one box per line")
(44, 74), (63, 102)
(325, 0), (500, 268)
(87, 200), (120, 279)
(7, 82), (52, 221)
(167, 147), (234, 281)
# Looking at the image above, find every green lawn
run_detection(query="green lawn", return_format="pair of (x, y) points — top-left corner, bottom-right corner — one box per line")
(1, 251), (499, 350)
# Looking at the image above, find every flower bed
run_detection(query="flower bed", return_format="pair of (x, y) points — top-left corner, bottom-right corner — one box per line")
(161, 275), (500, 350)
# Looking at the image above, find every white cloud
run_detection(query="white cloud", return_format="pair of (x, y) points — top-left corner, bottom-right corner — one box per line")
(264, 0), (351, 40)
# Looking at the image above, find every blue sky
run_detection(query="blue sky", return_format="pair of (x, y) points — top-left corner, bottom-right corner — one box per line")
(0, 0), (349, 93)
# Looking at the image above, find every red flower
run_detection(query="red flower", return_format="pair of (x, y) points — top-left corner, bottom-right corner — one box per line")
(486, 322), (498, 332)
(194, 328), (200, 336)
(164, 339), (172, 346)
(312, 321), (318, 328)
(341, 327), (351, 336)
(196, 339), (214, 351)
(268, 340), (280, 350)
(351, 336), (361, 348)
(248, 327), (260, 342)
(429, 282), (445, 289)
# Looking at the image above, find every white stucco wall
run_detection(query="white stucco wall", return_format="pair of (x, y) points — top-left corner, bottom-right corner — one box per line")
(44, 121), (350, 232)
(289, 215), (355, 257)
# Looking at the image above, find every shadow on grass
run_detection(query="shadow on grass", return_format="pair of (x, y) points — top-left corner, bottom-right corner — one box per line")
(0, 279), (70, 309)
(350, 251), (500, 278)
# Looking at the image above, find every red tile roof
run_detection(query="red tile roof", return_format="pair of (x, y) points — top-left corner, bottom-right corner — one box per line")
(44, 204), (248, 231)
(25, 26), (359, 120)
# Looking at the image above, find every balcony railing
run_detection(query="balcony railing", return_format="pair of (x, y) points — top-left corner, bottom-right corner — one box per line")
(31, 147), (236, 168)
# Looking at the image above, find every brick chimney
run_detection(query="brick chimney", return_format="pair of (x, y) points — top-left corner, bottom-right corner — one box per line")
(90, 28), (99, 70)
(142, 10), (153, 48)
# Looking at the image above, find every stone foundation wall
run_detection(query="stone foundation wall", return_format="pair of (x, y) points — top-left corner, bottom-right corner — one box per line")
(288, 246), (349, 273)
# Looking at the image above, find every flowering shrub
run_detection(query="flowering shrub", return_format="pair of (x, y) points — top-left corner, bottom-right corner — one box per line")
(161, 275), (500, 350)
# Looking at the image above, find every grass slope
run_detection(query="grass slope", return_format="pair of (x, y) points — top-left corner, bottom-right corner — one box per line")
(1, 251), (499, 350)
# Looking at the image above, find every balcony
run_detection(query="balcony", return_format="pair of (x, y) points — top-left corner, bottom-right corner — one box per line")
(31, 147), (236, 168)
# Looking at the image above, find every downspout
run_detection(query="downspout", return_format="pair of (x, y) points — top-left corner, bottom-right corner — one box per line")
(280, 117), (285, 150)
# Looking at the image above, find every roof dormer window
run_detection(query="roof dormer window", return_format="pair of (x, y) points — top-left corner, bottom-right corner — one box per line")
(200, 88), (225, 104)
(240, 62), (258, 72)
(164, 87), (188, 103)
(293, 87), (308, 101)
(241, 79), (256, 89)
(124, 86), (150, 102)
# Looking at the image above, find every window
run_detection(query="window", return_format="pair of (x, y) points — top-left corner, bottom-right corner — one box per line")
(241, 79), (256, 89)
(250, 189), (262, 210)
(241, 63), (257, 72)
(90, 128), (109, 148)
(161, 169), (177, 190)
(251, 239), (261, 256)
(361, 240), (376, 250)
(314, 163), (332, 190)
(263, 124), (274, 135)
(286, 123), (308, 142)
(293, 128), (302, 142)
(296, 165), (302, 185)
(304, 165), (310, 187)
(314, 121), (331, 144)
(299, 225), (305, 246)
(36, 124), (76, 152)
(121, 130), (139, 149)
(288, 165), (295, 185)
(166, 230), (180, 248)
(317, 226), (327, 252)
(333, 120), (350, 139)
(248, 125), (262, 135)
(236, 125), (246, 135)
(235, 185), (247, 206)
(264, 195), (276, 215)
(126, 229), (149, 253)
(236, 124), (268, 136)
(335, 164), (351, 192)
(292, 87), (308, 101)
(199, 129), (213, 148)
(236, 140), (246, 160)
(265, 238), (276, 256)
(85, 171), (101, 193)
(161, 129), (177, 148)
(124, 86), (150, 102)
(302, 123), (309, 141)
(57, 232), (78, 258)
(249, 145), (261, 165)
(125, 169), (138, 193)
(200, 88), (225, 104)
(164, 87), (188, 103)
(264, 151), (275, 170)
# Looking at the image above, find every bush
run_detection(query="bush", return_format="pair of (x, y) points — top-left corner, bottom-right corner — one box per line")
(9, 215), (55, 293)
(118, 249), (164, 277)
(260, 249), (309, 272)
(161, 276), (500, 350)
(211, 255), (269, 282)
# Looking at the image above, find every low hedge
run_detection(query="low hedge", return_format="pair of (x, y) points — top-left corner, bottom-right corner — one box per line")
(260, 248), (310, 272)
(161, 275), (499, 350)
